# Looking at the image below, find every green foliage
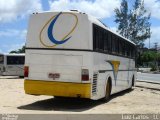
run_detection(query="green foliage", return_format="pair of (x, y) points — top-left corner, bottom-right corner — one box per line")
(150, 63), (157, 71)
(10, 46), (25, 53)
(115, 0), (129, 38)
(115, 0), (151, 46)
(157, 53), (160, 61)
(140, 51), (156, 62)
(138, 50), (160, 71)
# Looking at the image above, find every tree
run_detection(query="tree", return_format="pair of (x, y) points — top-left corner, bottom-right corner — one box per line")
(115, 0), (151, 46)
(137, 50), (160, 70)
(10, 46), (25, 53)
(115, 0), (129, 38)
(140, 51), (155, 63)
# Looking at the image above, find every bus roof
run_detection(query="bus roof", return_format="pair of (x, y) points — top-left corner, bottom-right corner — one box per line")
(4, 53), (25, 56)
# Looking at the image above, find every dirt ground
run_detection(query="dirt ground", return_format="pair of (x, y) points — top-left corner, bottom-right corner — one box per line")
(0, 76), (160, 114)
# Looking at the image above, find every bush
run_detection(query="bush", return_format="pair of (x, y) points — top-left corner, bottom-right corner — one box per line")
(150, 63), (157, 71)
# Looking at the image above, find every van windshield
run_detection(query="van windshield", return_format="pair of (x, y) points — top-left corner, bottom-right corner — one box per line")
(0, 55), (4, 64)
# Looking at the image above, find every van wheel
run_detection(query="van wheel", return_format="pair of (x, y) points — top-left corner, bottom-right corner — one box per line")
(102, 79), (111, 102)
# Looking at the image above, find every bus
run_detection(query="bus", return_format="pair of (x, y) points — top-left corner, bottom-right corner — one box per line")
(24, 11), (136, 100)
(0, 53), (4, 75)
(0, 54), (25, 77)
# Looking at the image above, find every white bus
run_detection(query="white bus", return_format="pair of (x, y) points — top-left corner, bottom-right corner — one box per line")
(0, 54), (25, 77)
(24, 11), (136, 100)
(0, 53), (4, 75)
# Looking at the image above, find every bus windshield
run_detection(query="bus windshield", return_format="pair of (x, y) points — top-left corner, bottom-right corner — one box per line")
(7, 56), (25, 65)
(0, 55), (4, 64)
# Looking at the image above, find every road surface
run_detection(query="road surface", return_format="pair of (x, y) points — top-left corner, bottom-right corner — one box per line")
(137, 72), (160, 83)
(0, 76), (160, 114)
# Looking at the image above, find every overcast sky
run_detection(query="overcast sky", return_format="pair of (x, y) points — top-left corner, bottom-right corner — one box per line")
(0, 0), (160, 53)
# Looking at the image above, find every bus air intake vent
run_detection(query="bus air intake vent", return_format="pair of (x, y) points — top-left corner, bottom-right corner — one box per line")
(92, 73), (98, 95)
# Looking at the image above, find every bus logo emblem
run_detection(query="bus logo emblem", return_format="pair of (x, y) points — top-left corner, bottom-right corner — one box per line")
(40, 12), (78, 48)
(107, 60), (120, 85)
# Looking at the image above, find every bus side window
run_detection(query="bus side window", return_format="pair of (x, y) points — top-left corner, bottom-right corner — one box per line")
(122, 41), (125, 56)
(7, 56), (13, 65)
(125, 42), (128, 56)
(102, 29), (105, 51)
(126, 43), (130, 57)
(7, 56), (25, 65)
(131, 45), (136, 58)
(0, 55), (4, 64)
(19, 56), (25, 64)
(112, 34), (119, 54)
(93, 23), (135, 58)
(93, 25), (96, 50)
(115, 36), (119, 54)
(108, 32), (112, 53)
(96, 26), (99, 50)
(93, 24), (99, 50)
(99, 28), (104, 51)
(129, 44), (133, 58)
(104, 31), (108, 52)
(119, 38), (122, 55)
(112, 34), (116, 54)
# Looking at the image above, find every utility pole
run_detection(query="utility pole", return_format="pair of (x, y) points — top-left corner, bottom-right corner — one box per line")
(154, 42), (158, 71)
(149, 27), (151, 49)
(154, 42), (158, 50)
(149, 38), (150, 49)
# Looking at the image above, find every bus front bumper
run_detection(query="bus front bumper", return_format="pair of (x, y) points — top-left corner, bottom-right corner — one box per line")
(24, 80), (91, 98)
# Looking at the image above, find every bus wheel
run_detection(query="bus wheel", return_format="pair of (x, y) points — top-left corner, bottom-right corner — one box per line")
(54, 96), (62, 99)
(102, 79), (111, 102)
(130, 76), (135, 89)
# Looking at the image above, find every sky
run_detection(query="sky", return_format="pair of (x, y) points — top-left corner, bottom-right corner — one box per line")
(0, 0), (160, 53)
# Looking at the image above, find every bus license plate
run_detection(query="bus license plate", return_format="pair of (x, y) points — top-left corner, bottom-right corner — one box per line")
(48, 73), (60, 79)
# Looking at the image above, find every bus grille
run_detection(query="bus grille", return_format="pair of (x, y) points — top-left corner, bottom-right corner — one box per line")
(92, 73), (98, 95)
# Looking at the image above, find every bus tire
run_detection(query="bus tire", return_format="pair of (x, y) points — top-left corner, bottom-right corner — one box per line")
(54, 96), (62, 99)
(102, 78), (111, 102)
(19, 76), (24, 78)
(130, 76), (135, 89)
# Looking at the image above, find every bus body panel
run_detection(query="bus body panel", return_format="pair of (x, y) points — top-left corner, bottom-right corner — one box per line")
(24, 80), (91, 98)
(2, 65), (24, 76)
(27, 52), (82, 83)
(0, 65), (2, 75)
(25, 49), (136, 100)
(26, 12), (90, 50)
(90, 52), (136, 100)
(25, 49), (93, 98)
(25, 12), (93, 98)
(25, 50), (93, 83)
